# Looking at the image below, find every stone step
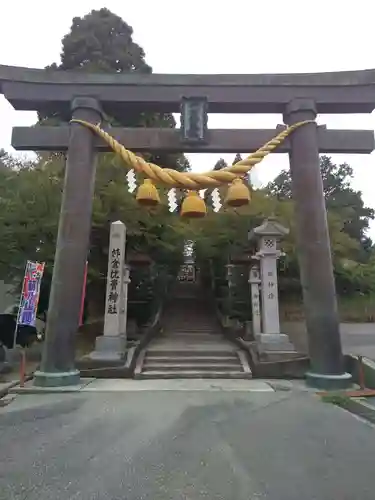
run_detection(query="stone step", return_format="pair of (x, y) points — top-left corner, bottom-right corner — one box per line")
(155, 334), (225, 339)
(147, 344), (236, 358)
(165, 324), (215, 327)
(164, 320), (217, 323)
(163, 327), (217, 331)
(164, 308), (213, 312)
(163, 331), (217, 336)
(162, 336), (219, 341)
(152, 337), (231, 343)
(165, 311), (212, 313)
(163, 308), (215, 313)
(144, 355), (240, 364)
(163, 323), (216, 327)
(164, 308), (213, 311)
(164, 313), (215, 316)
(164, 312), (215, 316)
(145, 355), (239, 363)
(135, 370), (252, 379)
(162, 333), (218, 339)
(143, 362), (242, 371)
(154, 343), (231, 349)
(163, 310), (213, 313)
(164, 315), (213, 319)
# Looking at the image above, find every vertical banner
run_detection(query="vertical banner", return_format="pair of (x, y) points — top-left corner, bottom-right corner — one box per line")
(18, 260), (45, 327)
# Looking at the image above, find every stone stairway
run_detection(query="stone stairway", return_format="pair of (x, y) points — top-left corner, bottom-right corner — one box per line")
(135, 282), (252, 379)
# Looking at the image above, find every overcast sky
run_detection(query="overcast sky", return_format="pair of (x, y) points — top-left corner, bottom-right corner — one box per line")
(0, 1), (374, 234)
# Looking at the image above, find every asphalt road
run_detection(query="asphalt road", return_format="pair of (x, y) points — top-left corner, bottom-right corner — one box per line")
(287, 323), (375, 358)
(1, 389), (375, 500)
(342, 329), (375, 358)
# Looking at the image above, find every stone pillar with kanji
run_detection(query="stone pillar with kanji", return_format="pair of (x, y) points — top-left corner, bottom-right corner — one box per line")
(248, 259), (261, 337)
(91, 220), (127, 361)
(249, 218), (294, 351)
(119, 264), (131, 342)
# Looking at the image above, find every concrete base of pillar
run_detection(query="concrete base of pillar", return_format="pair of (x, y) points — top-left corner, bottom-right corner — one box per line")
(256, 333), (295, 352)
(306, 371), (352, 390)
(89, 335), (127, 362)
(33, 369), (81, 387)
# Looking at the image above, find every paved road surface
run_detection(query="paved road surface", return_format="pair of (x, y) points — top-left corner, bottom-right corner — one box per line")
(1, 389), (375, 499)
(288, 323), (375, 358)
(341, 325), (375, 358)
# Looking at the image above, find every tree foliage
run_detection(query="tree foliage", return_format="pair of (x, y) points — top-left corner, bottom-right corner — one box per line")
(0, 156), (63, 318)
(192, 154), (375, 320)
(232, 153), (243, 165)
(40, 8), (190, 172)
(267, 155), (374, 261)
(0, 9), (189, 319)
(213, 158), (228, 171)
(1, 10), (374, 325)
(55, 8), (151, 74)
(0, 153), (186, 313)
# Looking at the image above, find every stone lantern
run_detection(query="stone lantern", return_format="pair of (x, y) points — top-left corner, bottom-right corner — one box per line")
(249, 217), (293, 351)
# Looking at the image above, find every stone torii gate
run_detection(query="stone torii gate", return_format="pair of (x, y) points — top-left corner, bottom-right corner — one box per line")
(1, 65), (375, 389)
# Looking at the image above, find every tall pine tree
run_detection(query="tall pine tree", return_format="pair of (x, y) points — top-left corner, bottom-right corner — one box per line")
(232, 153), (243, 165)
(40, 8), (190, 171)
(213, 158), (228, 171)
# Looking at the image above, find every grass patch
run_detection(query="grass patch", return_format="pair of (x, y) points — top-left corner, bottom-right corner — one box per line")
(338, 294), (375, 323)
(320, 392), (351, 407)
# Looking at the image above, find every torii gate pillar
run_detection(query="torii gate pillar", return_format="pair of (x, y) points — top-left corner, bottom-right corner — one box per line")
(284, 99), (351, 389)
(34, 97), (102, 387)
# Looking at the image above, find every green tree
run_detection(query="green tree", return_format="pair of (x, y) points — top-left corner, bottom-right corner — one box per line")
(55, 8), (151, 74)
(204, 159), (230, 207)
(0, 152), (185, 313)
(0, 149), (11, 169)
(191, 181), (366, 297)
(42, 7), (150, 126)
(232, 153), (243, 165)
(40, 8), (190, 172)
(267, 155), (374, 261)
(213, 158), (228, 171)
(0, 9), (189, 318)
(0, 158), (63, 281)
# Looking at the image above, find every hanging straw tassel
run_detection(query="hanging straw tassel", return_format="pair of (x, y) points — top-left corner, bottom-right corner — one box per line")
(180, 190), (207, 218)
(135, 179), (160, 206)
(225, 178), (251, 207)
